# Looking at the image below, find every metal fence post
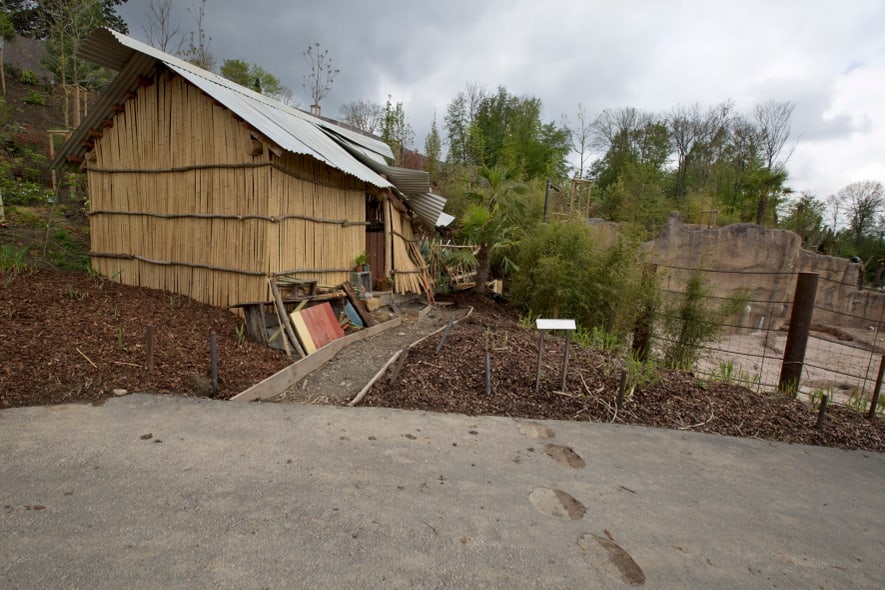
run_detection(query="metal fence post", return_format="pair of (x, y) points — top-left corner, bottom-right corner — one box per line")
(778, 272), (818, 394)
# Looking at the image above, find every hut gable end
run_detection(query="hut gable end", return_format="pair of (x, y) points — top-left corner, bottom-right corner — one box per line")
(93, 71), (266, 174)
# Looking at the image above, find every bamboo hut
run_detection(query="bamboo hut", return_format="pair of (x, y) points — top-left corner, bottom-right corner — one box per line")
(54, 29), (449, 309)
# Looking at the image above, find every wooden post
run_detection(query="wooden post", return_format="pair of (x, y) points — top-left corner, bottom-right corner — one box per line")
(869, 355), (885, 420)
(616, 370), (628, 411)
(269, 278), (305, 358)
(816, 394), (828, 429)
(561, 330), (571, 393)
(535, 331), (545, 393)
(146, 325), (154, 375)
(210, 331), (218, 396)
(436, 319), (454, 353)
(779, 273), (818, 394)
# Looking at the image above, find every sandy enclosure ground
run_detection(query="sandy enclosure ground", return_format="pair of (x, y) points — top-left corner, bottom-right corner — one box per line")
(696, 325), (885, 407)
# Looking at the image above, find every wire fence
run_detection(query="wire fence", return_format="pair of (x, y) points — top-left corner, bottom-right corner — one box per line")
(646, 265), (885, 412)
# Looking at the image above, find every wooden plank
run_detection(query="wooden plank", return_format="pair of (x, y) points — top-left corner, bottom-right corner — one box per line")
(269, 278), (306, 358)
(289, 310), (317, 354)
(301, 302), (345, 349)
(231, 316), (403, 401)
(242, 303), (268, 344)
(343, 301), (364, 328)
(342, 281), (375, 327)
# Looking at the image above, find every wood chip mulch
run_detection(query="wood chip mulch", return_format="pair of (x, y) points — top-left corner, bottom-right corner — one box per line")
(364, 295), (885, 453)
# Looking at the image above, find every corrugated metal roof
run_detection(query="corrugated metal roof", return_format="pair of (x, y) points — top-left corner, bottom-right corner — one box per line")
(56, 29), (392, 189)
(408, 192), (452, 227)
(381, 166), (431, 196)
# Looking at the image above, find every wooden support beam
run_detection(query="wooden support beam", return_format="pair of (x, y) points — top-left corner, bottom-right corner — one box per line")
(102, 118), (114, 129)
(125, 90), (138, 100)
(111, 103), (125, 113)
(269, 278), (306, 358)
(88, 129), (103, 139)
(81, 140), (94, 150)
(66, 155), (84, 164)
(342, 281), (375, 327)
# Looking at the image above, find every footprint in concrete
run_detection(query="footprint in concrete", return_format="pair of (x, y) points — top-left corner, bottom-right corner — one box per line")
(528, 487), (586, 520)
(517, 421), (555, 439)
(578, 533), (646, 586)
(544, 444), (585, 468)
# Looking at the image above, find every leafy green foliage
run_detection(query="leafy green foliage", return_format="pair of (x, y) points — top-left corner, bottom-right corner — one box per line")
(22, 89), (44, 105)
(380, 96), (414, 166)
(509, 221), (654, 344)
(17, 69), (38, 85)
(661, 271), (748, 370)
(444, 85), (570, 182)
(4, 0), (128, 39)
(0, 244), (31, 275)
(219, 59), (288, 101)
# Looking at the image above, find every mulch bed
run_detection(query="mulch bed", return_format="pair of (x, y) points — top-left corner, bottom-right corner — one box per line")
(1, 269), (290, 407)
(364, 294), (885, 452)
(3, 269), (884, 453)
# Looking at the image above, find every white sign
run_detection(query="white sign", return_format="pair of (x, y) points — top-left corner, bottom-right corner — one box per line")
(536, 318), (576, 331)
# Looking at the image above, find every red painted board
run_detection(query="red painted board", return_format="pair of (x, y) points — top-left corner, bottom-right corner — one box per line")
(300, 303), (345, 349)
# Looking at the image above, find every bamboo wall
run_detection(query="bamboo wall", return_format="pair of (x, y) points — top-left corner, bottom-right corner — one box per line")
(387, 199), (432, 294)
(86, 70), (374, 308)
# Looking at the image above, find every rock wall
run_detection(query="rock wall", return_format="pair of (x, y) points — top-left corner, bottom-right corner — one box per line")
(645, 214), (882, 329)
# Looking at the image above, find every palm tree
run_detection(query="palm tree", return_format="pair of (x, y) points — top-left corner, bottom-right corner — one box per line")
(456, 166), (525, 293)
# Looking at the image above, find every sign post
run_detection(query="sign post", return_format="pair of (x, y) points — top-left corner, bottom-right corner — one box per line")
(535, 318), (577, 393)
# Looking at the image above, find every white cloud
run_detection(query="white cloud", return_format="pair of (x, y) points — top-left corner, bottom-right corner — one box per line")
(114, 0), (885, 197)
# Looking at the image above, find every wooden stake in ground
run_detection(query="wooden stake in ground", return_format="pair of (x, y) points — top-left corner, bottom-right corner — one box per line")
(269, 278), (305, 359)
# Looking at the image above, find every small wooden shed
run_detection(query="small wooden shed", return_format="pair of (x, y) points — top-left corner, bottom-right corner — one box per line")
(55, 29), (447, 309)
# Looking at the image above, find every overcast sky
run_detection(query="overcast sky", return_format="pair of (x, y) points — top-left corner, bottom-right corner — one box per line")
(115, 0), (885, 200)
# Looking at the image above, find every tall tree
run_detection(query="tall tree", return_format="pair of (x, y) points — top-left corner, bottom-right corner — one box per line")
(339, 99), (384, 134)
(668, 101), (731, 199)
(39, 0), (114, 127)
(842, 180), (885, 247)
(780, 192), (825, 248)
(443, 83), (487, 166)
(380, 95), (413, 166)
(569, 102), (592, 179)
(423, 111), (442, 178)
(143, 0), (182, 53)
(0, 12), (15, 96)
(752, 100), (794, 224)
(179, 0), (214, 71)
(302, 42), (338, 115)
(219, 58), (288, 101)
(3, 0), (127, 38)
(464, 85), (569, 181)
(458, 165), (525, 293)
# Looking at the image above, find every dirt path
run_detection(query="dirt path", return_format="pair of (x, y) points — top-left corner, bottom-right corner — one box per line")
(272, 302), (469, 405)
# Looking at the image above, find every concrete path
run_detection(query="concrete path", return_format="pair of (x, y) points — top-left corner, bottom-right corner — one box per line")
(1, 394), (883, 589)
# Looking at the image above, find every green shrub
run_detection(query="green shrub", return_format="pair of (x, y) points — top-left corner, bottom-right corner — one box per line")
(509, 220), (657, 346)
(22, 90), (45, 105)
(0, 244), (31, 275)
(661, 271), (748, 370)
(18, 69), (39, 85)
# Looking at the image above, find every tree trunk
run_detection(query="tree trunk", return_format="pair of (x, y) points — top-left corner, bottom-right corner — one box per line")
(755, 192), (767, 225)
(472, 244), (491, 294)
